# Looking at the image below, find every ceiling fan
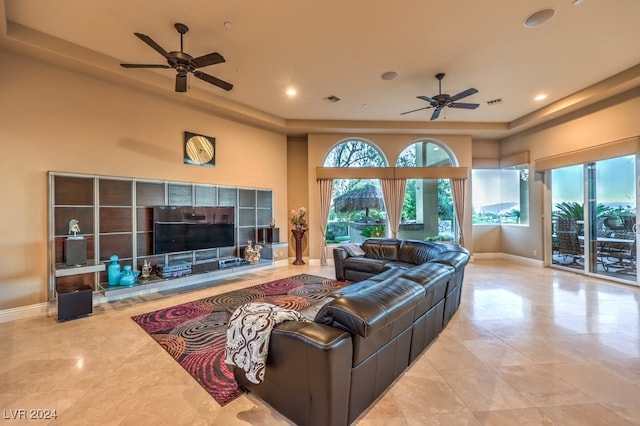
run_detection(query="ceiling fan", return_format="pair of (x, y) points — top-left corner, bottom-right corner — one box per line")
(120, 23), (233, 93)
(401, 73), (478, 120)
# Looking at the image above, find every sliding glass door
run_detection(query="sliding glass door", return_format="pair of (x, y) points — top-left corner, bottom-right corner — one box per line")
(551, 155), (637, 285)
(590, 155), (637, 281)
(551, 165), (585, 271)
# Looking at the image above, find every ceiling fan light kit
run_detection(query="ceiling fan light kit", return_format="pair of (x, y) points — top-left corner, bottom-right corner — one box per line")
(401, 73), (479, 120)
(120, 23), (233, 93)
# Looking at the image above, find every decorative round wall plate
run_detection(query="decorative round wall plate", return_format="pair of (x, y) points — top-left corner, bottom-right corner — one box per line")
(184, 131), (215, 167)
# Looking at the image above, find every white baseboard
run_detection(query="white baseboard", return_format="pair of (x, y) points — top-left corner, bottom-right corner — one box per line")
(474, 252), (544, 267)
(0, 302), (52, 324)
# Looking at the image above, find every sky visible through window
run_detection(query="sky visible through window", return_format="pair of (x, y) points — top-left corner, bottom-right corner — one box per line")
(553, 155), (635, 207)
(472, 169), (521, 211)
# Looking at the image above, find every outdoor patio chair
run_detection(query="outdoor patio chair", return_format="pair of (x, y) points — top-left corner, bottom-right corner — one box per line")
(601, 240), (636, 273)
(556, 231), (583, 264)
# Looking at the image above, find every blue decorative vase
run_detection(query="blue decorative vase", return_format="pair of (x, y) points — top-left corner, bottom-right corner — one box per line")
(107, 255), (121, 286)
(119, 264), (139, 286)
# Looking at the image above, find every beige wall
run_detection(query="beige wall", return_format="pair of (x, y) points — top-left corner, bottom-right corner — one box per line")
(472, 225), (502, 254)
(287, 137), (309, 258)
(0, 50), (287, 310)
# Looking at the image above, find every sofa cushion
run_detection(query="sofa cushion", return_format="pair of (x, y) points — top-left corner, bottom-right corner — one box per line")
(383, 261), (415, 270)
(401, 262), (454, 287)
(343, 256), (389, 275)
(401, 263), (453, 315)
(315, 277), (425, 367)
(336, 279), (379, 295)
(431, 249), (470, 272)
(361, 238), (401, 261)
(367, 267), (406, 282)
(345, 269), (380, 283)
(398, 240), (445, 264)
(314, 278), (424, 338)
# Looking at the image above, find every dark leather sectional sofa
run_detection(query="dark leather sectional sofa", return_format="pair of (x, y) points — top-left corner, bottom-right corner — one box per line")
(233, 238), (471, 426)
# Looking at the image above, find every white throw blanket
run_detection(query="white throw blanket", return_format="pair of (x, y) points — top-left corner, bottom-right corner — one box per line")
(225, 302), (307, 384)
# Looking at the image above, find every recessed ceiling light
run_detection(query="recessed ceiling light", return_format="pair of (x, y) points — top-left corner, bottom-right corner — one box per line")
(286, 88), (297, 96)
(534, 94), (548, 101)
(224, 21), (233, 29)
(572, 0), (584, 5)
(381, 71), (398, 81)
(524, 8), (555, 28)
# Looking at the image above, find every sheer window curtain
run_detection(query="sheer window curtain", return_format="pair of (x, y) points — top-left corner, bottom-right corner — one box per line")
(451, 178), (466, 246)
(317, 179), (334, 265)
(380, 178), (407, 239)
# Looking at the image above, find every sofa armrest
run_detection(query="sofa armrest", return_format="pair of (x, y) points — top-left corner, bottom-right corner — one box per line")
(315, 277), (425, 337)
(432, 250), (470, 272)
(333, 247), (350, 281)
(234, 321), (353, 426)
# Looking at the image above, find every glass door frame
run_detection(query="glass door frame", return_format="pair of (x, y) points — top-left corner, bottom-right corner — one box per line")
(544, 154), (638, 287)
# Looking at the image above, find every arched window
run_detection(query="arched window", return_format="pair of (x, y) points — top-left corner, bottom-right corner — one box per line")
(323, 138), (387, 167)
(323, 139), (387, 244)
(396, 140), (457, 241)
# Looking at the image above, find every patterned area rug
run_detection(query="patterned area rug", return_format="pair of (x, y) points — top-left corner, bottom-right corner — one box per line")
(131, 274), (349, 406)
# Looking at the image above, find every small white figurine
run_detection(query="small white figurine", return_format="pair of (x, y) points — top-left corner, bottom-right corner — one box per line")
(141, 260), (153, 278)
(68, 219), (81, 237)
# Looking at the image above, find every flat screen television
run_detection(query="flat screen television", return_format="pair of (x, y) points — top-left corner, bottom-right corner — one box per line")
(153, 206), (235, 254)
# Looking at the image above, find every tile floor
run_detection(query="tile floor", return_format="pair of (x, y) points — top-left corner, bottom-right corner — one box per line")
(1, 259), (639, 425)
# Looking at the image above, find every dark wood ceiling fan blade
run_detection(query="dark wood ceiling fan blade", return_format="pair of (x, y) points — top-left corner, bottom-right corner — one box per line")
(430, 108), (443, 120)
(175, 74), (187, 92)
(449, 102), (480, 109)
(191, 52), (225, 68)
(120, 64), (171, 69)
(124, 26), (233, 93)
(400, 106), (432, 115)
(417, 95), (437, 105)
(193, 71), (233, 91)
(134, 33), (170, 58)
(449, 88), (478, 102)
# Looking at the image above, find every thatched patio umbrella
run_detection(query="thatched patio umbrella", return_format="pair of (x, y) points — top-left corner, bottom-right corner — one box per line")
(334, 184), (385, 217)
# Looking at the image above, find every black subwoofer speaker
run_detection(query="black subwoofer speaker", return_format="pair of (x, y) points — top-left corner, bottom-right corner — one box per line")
(64, 238), (87, 266)
(57, 285), (93, 321)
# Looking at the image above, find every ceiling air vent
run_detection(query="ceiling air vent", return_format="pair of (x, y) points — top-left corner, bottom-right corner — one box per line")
(486, 98), (502, 105)
(324, 95), (341, 103)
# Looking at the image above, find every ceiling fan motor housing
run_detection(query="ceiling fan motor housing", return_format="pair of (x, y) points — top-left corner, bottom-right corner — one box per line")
(432, 94), (451, 107)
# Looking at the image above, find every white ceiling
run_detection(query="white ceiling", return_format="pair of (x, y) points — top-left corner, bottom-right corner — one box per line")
(2, 0), (640, 138)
